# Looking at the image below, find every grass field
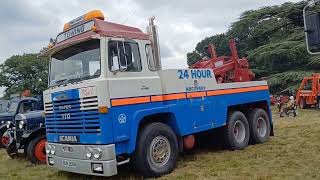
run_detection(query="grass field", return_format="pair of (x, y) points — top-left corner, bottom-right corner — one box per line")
(0, 109), (319, 180)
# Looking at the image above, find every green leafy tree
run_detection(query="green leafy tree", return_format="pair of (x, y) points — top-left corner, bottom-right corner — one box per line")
(0, 54), (49, 98)
(187, 1), (320, 94)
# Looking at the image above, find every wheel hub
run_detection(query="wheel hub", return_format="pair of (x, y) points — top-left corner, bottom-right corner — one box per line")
(34, 139), (47, 163)
(1, 135), (9, 146)
(149, 136), (171, 167)
(257, 117), (267, 137)
(233, 120), (246, 143)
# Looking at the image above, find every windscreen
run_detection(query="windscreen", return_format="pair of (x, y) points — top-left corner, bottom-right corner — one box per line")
(8, 101), (18, 113)
(50, 39), (101, 86)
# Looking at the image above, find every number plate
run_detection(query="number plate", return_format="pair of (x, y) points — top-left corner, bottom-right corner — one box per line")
(62, 160), (77, 168)
(18, 149), (24, 153)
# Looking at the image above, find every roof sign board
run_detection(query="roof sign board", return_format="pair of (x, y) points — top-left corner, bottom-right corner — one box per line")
(56, 21), (94, 43)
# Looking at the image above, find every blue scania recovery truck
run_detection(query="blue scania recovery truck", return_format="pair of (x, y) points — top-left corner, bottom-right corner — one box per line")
(41, 10), (273, 177)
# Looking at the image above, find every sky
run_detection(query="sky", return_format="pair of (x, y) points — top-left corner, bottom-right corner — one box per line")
(0, 0), (301, 96)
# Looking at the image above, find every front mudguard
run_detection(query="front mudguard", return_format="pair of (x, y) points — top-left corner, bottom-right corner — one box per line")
(2, 128), (15, 148)
(0, 125), (9, 148)
(6, 140), (19, 158)
(17, 127), (46, 151)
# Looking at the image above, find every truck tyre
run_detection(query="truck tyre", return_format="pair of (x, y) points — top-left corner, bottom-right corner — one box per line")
(0, 127), (8, 148)
(248, 109), (270, 144)
(224, 111), (250, 150)
(27, 135), (47, 164)
(133, 122), (179, 177)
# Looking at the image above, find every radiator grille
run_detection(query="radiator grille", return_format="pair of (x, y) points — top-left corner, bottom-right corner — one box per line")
(45, 96), (100, 134)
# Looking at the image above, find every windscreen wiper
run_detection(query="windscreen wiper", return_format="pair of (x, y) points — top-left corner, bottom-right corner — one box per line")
(54, 79), (69, 85)
(68, 75), (100, 84)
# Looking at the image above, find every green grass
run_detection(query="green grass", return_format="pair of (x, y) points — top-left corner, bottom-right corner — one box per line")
(0, 109), (319, 180)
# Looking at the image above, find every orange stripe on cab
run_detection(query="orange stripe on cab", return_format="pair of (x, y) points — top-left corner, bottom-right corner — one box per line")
(207, 85), (269, 96)
(112, 85), (268, 106)
(111, 96), (150, 106)
(151, 93), (186, 102)
(151, 95), (164, 102)
(186, 92), (206, 98)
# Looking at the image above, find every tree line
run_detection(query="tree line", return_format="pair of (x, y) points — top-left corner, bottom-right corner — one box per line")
(187, 1), (320, 95)
(0, 54), (48, 98)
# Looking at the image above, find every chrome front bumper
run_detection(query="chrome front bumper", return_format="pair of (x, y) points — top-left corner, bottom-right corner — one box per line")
(46, 143), (117, 177)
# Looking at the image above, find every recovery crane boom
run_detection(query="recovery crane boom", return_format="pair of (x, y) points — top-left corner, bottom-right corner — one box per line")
(192, 39), (255, 83)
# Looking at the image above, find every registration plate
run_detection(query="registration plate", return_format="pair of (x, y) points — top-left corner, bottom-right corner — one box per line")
(18, 149), (24, 153)
(62, 160), (77, 168)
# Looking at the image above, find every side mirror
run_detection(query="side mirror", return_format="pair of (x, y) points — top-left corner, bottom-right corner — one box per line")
(111, 55), (120, 72)
(119, 42), (128, 71)
(304, 1), (320, 54)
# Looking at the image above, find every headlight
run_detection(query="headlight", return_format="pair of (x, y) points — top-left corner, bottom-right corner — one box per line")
(85, 147), (93, 159)
(48, 157), (55, 166)
(1, 121), (4, 124)
(6, 121), (11, 128)
(45, 144), (51, 154)
(50, 145), (56, 155)
(92, 148), (102, 159)
(18, 121), (25, 129)
(46, 144), (56, 155)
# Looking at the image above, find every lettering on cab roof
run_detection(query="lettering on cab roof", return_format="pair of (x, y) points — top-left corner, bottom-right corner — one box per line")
(56, 21), (94, 43)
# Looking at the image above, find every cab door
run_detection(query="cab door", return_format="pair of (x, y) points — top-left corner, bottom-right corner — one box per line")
(106, 39), (162, 143)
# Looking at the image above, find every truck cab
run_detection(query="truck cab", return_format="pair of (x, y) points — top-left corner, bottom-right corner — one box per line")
(0, 97), (42, 148)
(5, 110), (46, 164)
(42, 10), (272, 177)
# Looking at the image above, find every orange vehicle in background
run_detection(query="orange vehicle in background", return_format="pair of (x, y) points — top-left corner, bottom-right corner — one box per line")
(296, 73), (320, 109)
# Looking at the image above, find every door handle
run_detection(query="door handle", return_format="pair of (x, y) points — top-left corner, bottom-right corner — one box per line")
(141, 86), (149, 90)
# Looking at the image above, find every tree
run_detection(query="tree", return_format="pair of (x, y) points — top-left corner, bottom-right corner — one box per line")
(0, 54), (49, 98)
(187, 1), (320, 94)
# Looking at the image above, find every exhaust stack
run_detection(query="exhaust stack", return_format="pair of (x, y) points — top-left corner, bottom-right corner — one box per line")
(147, 17), (162, 70)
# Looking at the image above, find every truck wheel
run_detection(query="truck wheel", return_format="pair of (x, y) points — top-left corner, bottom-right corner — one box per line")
(133, 123), (179, 177)
(27, 135), (47, 164)
(0, 127), (8, 148)
(248, 109), (270, 144)
(225, 111), (250, 150)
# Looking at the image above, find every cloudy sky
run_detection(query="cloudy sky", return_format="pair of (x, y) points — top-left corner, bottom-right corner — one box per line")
(0, 0), (301, 96)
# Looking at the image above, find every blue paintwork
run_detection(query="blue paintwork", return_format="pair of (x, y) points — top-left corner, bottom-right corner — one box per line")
(47, 89), (114, 145)
(23, 111), (45, 130)
(46, 88), (272, 156)
(0, 97), (42, 126)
